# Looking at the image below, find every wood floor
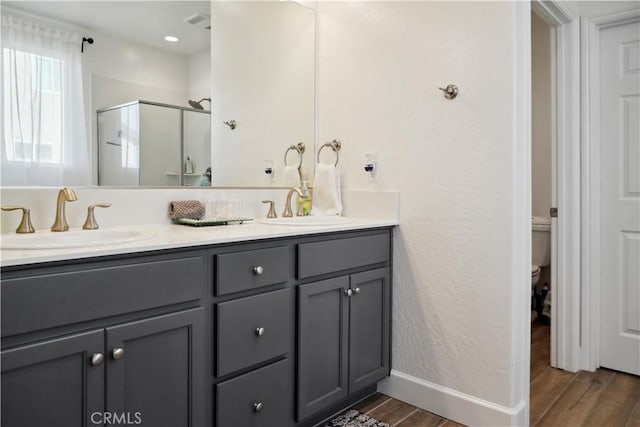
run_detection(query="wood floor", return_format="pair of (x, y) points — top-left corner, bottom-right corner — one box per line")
(349, 318), (640, 426)
(353, 393), (463, 427)
(529, 318), (640, 426)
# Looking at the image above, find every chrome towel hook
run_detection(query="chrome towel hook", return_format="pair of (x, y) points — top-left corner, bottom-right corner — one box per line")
(438, 84), (458, 100)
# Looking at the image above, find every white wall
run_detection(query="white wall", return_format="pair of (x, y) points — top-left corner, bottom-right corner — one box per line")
(188, 49), (211, 102)
(211, 1), (315, 187)
(531, 13), (552, 218)
(83, 30), (189, 95)
(315, 1), (526, 423)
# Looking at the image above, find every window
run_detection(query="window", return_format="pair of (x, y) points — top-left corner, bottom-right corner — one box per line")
(3, 48), (64, 164)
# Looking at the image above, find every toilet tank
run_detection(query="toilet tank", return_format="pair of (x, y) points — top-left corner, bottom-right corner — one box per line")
(532, 216), (551, 267)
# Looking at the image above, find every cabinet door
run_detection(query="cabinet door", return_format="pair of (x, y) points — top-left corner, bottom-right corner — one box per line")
(297, 276), (349, 421)
(106, 308), (204, 427)
(349, 268), (390, 393)
(1, 329), (104, 427)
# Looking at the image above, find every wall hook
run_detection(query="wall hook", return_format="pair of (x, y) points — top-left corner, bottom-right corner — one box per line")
(223, 120), (237, 130)
(438, 84), (458, 100)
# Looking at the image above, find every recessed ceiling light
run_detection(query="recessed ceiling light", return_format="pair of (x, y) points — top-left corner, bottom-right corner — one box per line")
(164, 36), (179, 43)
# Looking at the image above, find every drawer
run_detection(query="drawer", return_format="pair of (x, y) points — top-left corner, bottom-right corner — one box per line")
(216, 288), (290, 376)
(216, 246), (289, 296)
(216, 358), (293, 427)
(297, 232), (390, 279)
(1, 253), (205, 337)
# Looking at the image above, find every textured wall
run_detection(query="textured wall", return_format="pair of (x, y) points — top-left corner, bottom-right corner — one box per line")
(316, 1), (518, 407)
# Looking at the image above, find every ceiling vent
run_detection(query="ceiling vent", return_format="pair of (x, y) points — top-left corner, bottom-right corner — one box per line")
(183, 13), (209, 25)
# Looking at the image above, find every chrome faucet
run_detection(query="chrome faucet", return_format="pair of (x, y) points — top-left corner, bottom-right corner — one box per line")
(51, 187), (78, 231)
(282, 187), (305, 218)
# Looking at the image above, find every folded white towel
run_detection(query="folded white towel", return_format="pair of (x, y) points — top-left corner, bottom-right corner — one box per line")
(312, 163), (342, 216)
(282, 165), (301, 187)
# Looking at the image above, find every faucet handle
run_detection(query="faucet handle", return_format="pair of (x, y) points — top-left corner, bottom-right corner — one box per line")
(261, 200), (277, 219)
(1, 206), (36, 234)
(82, 203), (112, 230)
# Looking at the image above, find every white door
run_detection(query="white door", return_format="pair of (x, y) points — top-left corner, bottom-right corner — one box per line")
(599, 19), (640, 376)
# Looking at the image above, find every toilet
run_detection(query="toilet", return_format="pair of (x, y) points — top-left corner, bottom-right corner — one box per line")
(531, 216), (551, 287)
(531, 216), (551, 319)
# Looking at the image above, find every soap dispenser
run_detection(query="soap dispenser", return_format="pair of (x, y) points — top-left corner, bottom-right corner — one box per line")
(300, 181), (312, 216)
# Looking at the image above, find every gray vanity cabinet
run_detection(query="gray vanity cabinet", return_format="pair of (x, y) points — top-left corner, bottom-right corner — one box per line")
(348, 268), (390, 393)
(105, 308), (204, 427)
(1, 329), (105, 427)
(1, 250), (207, 427)
(0, 308), (203, 427)
(216, 358), (293, 427)
(297, 277), (350, 420)
(1, 228), (393, 427)
(297, 267), (391, 421)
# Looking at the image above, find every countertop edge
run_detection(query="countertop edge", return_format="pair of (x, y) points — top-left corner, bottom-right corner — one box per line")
(1, 220), (399, 268)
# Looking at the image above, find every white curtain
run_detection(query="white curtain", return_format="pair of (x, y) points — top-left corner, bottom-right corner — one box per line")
(1, 12), (90, 186)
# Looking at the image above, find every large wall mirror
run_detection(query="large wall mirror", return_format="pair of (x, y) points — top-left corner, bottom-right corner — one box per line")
(0, 1), (315, 188)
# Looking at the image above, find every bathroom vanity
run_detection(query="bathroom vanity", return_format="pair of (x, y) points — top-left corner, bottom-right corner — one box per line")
(0, 224), (393, 427)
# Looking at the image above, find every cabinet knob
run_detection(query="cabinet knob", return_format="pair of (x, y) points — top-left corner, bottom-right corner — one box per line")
(253, 402), (264, 412)
(344, 288), (353, 297)
(91, 353), (104, 366)
(112, 348), (125, 360)
(255, 327), (265, 337)
(253, 266), (264, 275)
(354, 287), (361, 294)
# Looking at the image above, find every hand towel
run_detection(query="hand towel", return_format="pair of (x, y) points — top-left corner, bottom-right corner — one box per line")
(312, 163), (342, 216)
(282, 165), (301, 187)
(169, 200), (205, 220)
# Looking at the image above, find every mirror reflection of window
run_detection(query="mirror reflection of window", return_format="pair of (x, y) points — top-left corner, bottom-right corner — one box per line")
(3, 49), (63, 164)
(1, 12), (89, 186)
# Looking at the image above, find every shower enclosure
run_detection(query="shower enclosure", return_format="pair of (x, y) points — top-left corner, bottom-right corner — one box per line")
(97, 100), (211, 186)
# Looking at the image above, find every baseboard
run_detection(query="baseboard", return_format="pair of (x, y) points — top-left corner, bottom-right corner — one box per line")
(377, 370), (527, 426)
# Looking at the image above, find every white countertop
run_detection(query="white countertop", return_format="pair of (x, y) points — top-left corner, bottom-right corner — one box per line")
(0, 219), (398, 267)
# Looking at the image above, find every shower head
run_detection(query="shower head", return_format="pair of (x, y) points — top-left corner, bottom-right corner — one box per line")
(188, 98), (211, 110)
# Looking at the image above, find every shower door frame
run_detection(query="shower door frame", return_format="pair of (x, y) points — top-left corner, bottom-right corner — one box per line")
(97, 100), (211, 187)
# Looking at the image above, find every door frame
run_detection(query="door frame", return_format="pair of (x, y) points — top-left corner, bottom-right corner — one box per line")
(581, 8), (640, 371)
(531, 0), (581, 372)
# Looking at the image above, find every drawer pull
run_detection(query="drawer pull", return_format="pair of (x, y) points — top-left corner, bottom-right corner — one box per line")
(354, 287), (361, 294)
(255, 327), (265, 337)
(344, 288), (353, 297)
(253, 402), (264, 412)
(253, 266), (264, 275)
(91, 353), (104, 366)
(112, 347), (125, 360)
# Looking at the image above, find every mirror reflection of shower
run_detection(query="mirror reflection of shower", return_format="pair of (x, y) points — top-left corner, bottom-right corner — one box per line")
(188, 98), (211, 110)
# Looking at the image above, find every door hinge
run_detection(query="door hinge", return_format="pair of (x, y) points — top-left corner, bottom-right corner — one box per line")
(550, 207), (558, 218)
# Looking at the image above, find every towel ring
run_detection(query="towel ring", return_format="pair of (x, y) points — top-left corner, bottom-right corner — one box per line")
(317, 139), (342, 166)
(284, 142), (305, 169)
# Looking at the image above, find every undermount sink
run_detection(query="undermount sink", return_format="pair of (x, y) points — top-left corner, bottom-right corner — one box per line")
(257, 216), (355, 226)
(0, 228), (156, 250)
